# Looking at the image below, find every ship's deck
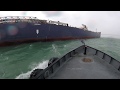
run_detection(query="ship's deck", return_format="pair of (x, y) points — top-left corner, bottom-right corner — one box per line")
(29, 45), (120, 79)
(49, 54), (120, 79)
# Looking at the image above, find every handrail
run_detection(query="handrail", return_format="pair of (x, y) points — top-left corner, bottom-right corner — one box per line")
(0, 16), (68, 26)
(0, 16), (37, 20)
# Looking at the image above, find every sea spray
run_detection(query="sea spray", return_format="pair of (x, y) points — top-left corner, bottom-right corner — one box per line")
(15, 60), (49, 79)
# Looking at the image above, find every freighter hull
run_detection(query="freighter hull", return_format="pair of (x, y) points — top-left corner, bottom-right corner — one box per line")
(0, 16), (101, 46)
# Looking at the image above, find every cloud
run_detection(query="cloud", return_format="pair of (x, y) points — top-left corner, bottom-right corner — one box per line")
(42, 11), (62, 17)
(51, 11), (120, 36)
(0, 11), (21, 17)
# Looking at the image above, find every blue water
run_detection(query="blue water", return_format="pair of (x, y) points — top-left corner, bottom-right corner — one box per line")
(0, 37), (120, 79)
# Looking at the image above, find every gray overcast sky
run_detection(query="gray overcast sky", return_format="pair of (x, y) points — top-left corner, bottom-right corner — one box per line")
(0, 11), (120, 37)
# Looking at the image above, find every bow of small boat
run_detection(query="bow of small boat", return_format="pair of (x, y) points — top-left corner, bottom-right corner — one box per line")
(30, 45), (120, 79)
(50, 54), (120, 79)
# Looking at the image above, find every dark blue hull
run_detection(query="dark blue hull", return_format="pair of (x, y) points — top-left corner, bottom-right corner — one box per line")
(0, 22), (101, 46)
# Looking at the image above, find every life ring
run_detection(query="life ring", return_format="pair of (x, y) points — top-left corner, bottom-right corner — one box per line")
(48, 57), (59, 66)
(30, 69), (43, 79)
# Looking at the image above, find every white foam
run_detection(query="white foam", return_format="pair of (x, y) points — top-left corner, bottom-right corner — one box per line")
(52, 44), (61, 56)
(64, 45), (67, 47)
(15, 60), (49, 79)
(5, 57), (9, 60)
(52, 44), (57, 53)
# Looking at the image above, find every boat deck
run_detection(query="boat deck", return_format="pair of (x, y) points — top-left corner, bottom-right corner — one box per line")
(50, 54), (120, 79)
(29, 45), (120, 79)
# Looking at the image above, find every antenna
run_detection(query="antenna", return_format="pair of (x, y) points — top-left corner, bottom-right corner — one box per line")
(81, 39), (87, 55)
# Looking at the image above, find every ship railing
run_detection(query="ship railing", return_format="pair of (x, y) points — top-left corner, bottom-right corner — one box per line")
(0, 19), (35, 23)
(0, 16), (48, 24)
(0, 16), (68, 26)
(0, 16), (38, 20)
(47, 20), (68, 26)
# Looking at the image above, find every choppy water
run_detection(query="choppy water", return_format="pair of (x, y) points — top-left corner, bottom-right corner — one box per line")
(0, 37), (120, 79)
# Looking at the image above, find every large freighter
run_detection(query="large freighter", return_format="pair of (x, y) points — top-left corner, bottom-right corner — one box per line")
(0, 16), (101, 46)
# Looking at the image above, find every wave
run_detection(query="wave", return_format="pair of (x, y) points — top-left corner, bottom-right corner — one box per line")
(15, 60), (49, 79)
